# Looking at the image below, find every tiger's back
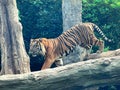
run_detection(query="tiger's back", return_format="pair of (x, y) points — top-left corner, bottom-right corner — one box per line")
(55, 24), (92, 56)
(55, 23), (107, 57)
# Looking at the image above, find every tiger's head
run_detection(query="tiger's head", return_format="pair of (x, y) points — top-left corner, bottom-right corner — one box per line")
(29, 38), (46, 57)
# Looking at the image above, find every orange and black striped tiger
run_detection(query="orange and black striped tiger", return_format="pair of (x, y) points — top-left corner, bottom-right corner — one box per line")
(29, 22), (112, 70)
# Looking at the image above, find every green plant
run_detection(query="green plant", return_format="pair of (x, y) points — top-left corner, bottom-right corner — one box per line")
(104, 46), (109, 52)
(82, 0), (120, 50)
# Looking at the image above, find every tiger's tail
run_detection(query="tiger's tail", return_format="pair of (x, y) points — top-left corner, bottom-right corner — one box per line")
(92, 23), (112, 42)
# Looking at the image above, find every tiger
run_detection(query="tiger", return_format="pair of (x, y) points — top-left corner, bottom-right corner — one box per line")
(29, 22), (112, 70)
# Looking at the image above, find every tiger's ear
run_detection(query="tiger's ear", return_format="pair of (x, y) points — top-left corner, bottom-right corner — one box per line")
(31, 39), (38, 42)
(30, 39), (34, 42)
(39, 38), (42, 42)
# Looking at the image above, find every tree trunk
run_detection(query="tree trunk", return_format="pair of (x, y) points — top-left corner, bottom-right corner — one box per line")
(62, 0), (88, 65)
(0, 50), (120, 90)
(0, 0), (30, 75)
(0, 11), (1, 71)
(62, 0), (82, 31)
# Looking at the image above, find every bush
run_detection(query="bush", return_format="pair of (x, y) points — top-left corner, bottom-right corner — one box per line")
(82, 0), (120, 50)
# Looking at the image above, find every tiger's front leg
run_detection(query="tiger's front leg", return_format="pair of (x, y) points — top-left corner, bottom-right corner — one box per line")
(41, 57), (55, 70)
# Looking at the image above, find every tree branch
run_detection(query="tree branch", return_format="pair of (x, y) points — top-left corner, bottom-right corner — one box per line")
(0, 52), (120, 90)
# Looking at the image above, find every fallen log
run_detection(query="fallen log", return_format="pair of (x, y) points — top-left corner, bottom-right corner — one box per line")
(85, 49), (120, 60)
(0, 55), (120, 90)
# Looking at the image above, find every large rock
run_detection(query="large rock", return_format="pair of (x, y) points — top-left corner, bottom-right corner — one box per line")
(63, 46), (88, 65)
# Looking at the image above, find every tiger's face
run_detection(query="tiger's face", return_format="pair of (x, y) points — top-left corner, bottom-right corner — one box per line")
(29, 39), (46, 57)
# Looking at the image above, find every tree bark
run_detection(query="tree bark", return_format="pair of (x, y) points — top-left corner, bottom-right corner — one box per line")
(62, 0), (82, 31)
(0, 53), (120, 90)
(0, 0), (30, 75)
(62, 0), (87, 65)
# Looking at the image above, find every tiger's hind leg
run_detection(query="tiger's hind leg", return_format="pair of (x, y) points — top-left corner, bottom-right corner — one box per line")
(95, 39), (104, 53)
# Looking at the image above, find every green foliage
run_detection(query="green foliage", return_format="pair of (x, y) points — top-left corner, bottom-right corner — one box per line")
(82, 0), (120, 50)
(17, 0), (62, 51)
(104, 46), (109, 52)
